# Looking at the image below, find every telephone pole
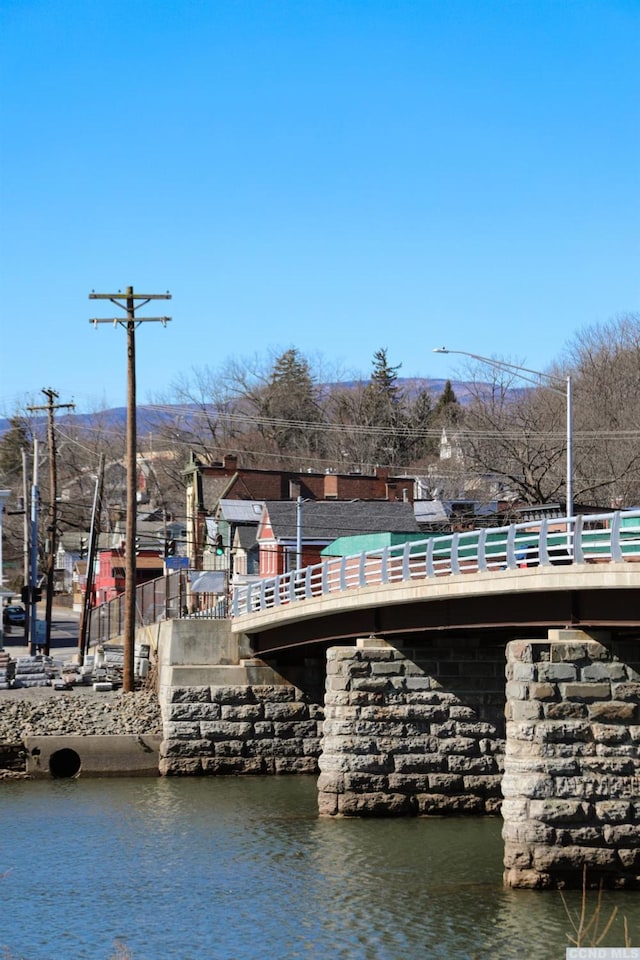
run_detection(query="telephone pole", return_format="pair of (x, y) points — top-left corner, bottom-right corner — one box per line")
(89, 286), (171, 691)
(27, 388), (74, 655)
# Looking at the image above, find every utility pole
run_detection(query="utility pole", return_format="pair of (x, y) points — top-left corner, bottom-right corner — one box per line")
(89, 286), (171, 691)
(79, 453), (105, 664)
(28, 389), (75, 655)
(29, 439), (40, 656)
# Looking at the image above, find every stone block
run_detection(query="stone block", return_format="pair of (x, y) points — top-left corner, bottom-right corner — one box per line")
(351, 677), (390, 693)
(210, 685), (257, 704)
(506, 641), (536, 663)
(388, 772), (430, 793)
(544, 701), (587, 720)
(200, 720), (253, 741)
(528, 799), (591, 824)
(591, 724), (631, 744)
(168, 701), (221, 722)
(221, 703), (264, 722)
(169, 686), (211, 703)
(603, 823), (640, 846)
(618, 848), (640, 869)
(447, 755), (496, 774)
(533, 844), (618, 872)
(537, 663), (578, 682)
(274, 720), (319, 740)
(427, 773), (464, 792)
(501, 773), (554, 799)
(437, 737), (478, 756)
(393, 753), (443, 773)
(588, 701), (637, 723)
(463, 774), (501, 796)
(550, 642), (588, 661)
(163, 722), (201, 740)
(536, 720), (592, 743)
(502, 821), (556, 844)
(510, 701), (542, 721)
(275, 757), (318, 774)
(562, 683), (611, 701)
(214, 739), (248, 757)
(582, 663), (626, 682)
(503, 841), (534, 869)
(529, 682), (556, 701)
(264, 702), (310, 721)
(612, 682), (640, 701)
(337, 790), (415, 816)
(595, 801), (633, 823)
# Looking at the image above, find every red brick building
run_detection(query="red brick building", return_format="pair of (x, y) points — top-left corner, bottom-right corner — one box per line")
(184, 454), (416, 569)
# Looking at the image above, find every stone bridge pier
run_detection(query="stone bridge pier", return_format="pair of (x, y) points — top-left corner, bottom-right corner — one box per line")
(317, 635), (505, 817)
(503, 629), (640, 889)
(317, 630), (640, 889)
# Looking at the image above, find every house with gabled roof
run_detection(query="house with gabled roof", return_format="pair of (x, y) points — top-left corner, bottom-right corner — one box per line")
(183, 452), (417, 569)
(256, 500), (420, 577)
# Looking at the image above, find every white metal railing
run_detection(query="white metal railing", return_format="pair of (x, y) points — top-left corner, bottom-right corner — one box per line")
(231, 509), (640, 618)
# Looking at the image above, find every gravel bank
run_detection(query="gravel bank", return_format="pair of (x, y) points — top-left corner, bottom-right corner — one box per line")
(0, 687), (163, 741)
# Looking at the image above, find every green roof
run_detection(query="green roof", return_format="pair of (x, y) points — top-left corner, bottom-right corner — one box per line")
(321, 532), (427, 557)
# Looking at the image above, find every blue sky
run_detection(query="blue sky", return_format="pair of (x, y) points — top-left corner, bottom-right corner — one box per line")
(1, 0), (638, 413)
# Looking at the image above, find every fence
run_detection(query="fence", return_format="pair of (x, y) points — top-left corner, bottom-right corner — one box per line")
(86, 568), (228, 646)
(232, 509), (640, 617)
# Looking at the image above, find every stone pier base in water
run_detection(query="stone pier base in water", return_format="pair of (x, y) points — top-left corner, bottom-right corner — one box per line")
(317, 636), (504, 817)
(503, 630), (640, 889)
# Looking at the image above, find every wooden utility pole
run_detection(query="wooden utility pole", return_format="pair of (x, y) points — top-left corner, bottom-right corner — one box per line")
(89, 286), (171, 691)
(27, 389), (74, 655)
(78, 452), (105, 664)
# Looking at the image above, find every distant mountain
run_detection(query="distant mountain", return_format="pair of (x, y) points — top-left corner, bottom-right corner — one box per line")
(0, 379), (525, 437)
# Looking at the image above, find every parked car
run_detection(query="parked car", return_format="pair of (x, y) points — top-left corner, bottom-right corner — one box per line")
(3, 605), (25, 626)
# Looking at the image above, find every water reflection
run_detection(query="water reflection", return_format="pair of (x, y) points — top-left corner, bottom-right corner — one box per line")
(0, 777), (638, 960)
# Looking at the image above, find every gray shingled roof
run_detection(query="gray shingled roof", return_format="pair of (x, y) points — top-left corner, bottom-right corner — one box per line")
(263, 500), (419, 543)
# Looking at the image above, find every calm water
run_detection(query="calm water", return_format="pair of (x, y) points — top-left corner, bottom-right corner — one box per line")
(0, 776), (638, 960)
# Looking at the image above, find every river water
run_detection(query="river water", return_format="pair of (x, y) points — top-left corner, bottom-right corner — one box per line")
(1, 776), (638, 960)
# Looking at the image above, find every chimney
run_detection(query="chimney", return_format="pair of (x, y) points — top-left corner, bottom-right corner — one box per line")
(223, 455), (238, 471)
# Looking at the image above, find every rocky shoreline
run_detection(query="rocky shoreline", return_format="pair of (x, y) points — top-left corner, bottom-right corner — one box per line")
(0, 687), (163, 778)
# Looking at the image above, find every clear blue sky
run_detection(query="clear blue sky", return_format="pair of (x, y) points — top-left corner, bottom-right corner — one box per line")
(1, 0), (638, 413)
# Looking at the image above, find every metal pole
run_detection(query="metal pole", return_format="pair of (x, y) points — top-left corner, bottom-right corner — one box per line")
(296, 496), (303, 569)
(29, 439), (39, 656)
(21, 448), (31, 647)
(433, 347), (574, 518)
(566, 374), (573, 519)
(79, 453), (105, 664)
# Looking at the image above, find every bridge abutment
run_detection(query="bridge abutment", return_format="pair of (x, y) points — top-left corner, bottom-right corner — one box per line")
(157, 619), (324, 775)
(503, 629), (640, 889)
(318, 635), (504, 817)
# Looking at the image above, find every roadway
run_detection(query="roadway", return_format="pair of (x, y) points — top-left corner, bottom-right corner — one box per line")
(2, 605), (82, 662)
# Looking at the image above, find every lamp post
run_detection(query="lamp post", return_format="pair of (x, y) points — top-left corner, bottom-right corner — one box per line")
(433, 347), (573, 518)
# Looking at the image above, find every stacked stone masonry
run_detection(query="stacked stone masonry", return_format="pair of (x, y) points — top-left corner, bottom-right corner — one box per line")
(159, 683), (323, 776)
(503, 630), (640, 889)
(318, 636), (505, 816)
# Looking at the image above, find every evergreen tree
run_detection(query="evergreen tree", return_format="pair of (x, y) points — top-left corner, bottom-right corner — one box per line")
(260, 348), (325, 457)
(362, 348), (410, 465)
(433, 380), (462, 427)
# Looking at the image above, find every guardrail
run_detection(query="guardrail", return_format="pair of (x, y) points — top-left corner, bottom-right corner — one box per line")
(232, 509), (640, 618)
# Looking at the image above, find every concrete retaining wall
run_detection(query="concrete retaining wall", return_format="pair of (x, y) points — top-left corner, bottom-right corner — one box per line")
(25, 734), (162, 778)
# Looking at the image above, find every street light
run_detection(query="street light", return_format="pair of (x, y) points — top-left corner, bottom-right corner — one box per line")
(433, 347), (573, 518)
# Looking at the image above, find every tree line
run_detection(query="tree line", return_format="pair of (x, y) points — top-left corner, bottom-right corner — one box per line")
(2, 313), (640, 585)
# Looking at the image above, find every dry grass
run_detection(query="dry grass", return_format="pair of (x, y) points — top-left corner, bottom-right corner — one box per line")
(561, 867), (632, 948)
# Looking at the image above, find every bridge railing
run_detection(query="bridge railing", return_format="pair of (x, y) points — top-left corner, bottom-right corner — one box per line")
(231, 509), (640, 617)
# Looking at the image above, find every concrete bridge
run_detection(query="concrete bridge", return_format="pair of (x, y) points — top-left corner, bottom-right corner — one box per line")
(157, 509), (640, 889)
